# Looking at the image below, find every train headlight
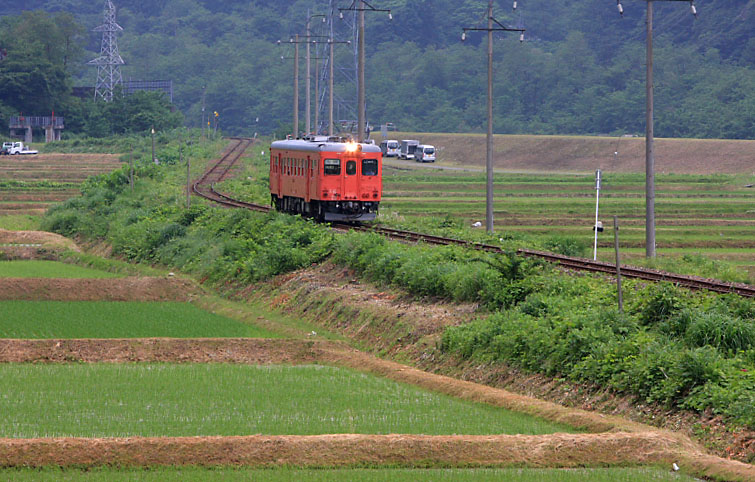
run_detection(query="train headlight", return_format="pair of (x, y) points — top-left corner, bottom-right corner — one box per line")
(345, 142), (359, 153)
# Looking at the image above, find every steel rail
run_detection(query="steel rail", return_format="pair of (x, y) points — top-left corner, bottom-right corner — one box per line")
(194, 141), (755, 298)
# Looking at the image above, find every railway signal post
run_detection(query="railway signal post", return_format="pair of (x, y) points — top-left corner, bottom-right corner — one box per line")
(462, 1), (525, 234)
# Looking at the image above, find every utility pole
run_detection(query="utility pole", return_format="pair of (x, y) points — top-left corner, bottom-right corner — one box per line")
(151, 126), (156, 164)
(614, 0), (697, 258)
(462, 1), (524, 234)
(294, 35), (299, 138)
(279, 35), (317, 138)
(327, 37), (351, 136)
(186, 137), (192, 209)
(306, 14), (327, 135)
(200, 85), (206, 139)
(339, 1), (392, 142)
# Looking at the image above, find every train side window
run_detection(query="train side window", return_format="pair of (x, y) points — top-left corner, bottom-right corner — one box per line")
(346, 160), (356, 176)
(324, 158), (340, 175)
(362, 159), (378, 176)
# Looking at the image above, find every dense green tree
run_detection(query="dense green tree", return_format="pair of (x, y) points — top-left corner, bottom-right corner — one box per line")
(1, 1), (752, 139)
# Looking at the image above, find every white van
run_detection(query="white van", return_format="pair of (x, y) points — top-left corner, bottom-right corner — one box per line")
(380, 140), (400, 157)
(414, 144), (436, 163)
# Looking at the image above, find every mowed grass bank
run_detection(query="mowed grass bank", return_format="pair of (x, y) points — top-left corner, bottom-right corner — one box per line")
(0, 301), (277, 339)
(0, 260), (123, 278)
(0, 467), (697, 481)
(0, 364), (576, 437)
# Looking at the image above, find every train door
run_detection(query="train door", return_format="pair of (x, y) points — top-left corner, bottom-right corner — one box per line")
(305, 156), (311, 202)
(343, 157), (358, 199)
(277, 153), (282, 196)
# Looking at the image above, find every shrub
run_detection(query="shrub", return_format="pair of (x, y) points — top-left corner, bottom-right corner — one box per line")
(636, 284), (687, 326)
(685, 311), (755, 353)
(542, 235), (588, 257)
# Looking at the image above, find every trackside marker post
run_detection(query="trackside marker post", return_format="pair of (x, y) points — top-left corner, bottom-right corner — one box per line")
(593, 169), (602, 260)
(614, 215), (624, 313)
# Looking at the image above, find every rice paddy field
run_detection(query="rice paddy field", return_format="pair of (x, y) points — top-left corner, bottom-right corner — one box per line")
(0, 153), (122, 221)
(0, 141), (749, 480)
(380, 168), (755, 278)
(0, 300), (277, 339)
(0, 260), (124, 278)
(0, 364), (575, 438)
(0, 467), (697, 482)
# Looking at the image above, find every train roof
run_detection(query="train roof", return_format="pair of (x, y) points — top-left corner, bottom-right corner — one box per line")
(270, 139), (382, 154)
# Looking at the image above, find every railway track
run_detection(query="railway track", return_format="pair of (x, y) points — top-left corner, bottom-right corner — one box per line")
(194, 139), (755, 298)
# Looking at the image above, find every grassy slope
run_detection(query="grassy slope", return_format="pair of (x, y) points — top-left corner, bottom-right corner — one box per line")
(392, 132), (755, 175)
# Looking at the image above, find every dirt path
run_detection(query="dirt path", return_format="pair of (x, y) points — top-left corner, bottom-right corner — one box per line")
(0, 433), (733, 474)
(0, 277), (202, 302)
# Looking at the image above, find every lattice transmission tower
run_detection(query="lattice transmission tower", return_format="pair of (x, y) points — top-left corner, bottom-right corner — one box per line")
(88, 0), (125, 102)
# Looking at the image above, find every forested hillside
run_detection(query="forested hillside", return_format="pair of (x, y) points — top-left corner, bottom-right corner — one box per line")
(1, 0), (753, 138)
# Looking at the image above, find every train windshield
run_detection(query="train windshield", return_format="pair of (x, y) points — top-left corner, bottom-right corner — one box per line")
(362, 159), (378, 176)
(346, 160), (357, 175)
(324, 158), (340, 175)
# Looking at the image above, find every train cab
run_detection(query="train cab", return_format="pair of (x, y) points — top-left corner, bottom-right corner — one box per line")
(269, 139), (382, 221)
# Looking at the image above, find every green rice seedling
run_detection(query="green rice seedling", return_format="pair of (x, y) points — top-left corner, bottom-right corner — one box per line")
(0, 301), (277, 339)
(0, 261), (123, 279)
(0, 364), (576, 437)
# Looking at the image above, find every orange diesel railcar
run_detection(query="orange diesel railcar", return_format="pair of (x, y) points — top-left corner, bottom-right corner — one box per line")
(269, 139), (382, 221)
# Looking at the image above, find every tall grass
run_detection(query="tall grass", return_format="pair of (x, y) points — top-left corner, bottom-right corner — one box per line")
(0, 364), (576, 437)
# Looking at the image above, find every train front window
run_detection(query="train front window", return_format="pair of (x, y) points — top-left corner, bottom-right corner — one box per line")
(362, 159), (378, 176)
(324, 158), (340, 175)
(346, 160), (357, 176)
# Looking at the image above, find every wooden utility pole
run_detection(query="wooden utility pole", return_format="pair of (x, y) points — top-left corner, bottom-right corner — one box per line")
(614, 215), (624, 313)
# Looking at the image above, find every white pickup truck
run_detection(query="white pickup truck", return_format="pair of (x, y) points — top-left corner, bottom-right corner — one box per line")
(1, 142), (38, 155)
